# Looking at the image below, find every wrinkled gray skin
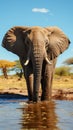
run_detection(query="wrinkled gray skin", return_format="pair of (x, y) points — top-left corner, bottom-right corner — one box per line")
(2, 26), (70, 102)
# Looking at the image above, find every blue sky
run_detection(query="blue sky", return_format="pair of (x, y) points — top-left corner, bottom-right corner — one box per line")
(0, 0), (73, 67)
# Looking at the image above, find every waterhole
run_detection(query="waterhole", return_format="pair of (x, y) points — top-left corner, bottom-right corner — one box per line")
(0, 98), (73, 130)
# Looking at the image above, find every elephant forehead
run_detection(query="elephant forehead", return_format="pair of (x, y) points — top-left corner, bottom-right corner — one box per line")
(30, 30), (46, 40)
(31, 26), (42, 30)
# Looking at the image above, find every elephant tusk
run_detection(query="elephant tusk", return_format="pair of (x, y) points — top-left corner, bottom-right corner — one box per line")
(24, 59), (29, 66)
(45, 57), (52, 65)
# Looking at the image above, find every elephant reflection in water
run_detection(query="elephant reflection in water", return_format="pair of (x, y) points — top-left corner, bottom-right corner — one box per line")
(20, 101), (60, 130)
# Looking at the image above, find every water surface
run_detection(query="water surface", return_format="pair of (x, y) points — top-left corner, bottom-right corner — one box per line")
(0, 99), (73, 130)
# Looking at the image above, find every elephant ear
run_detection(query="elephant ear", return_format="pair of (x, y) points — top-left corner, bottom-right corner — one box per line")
(45, 27), (70, 59)
(2, 26), (28, 53)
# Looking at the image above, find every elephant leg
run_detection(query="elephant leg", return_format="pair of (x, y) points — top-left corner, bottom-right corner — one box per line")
(20, 59), (33, 102)
(41, 60), (56, 101)
(41, 72), (53, 101)
(25, 74), (33, 102)
(23, 63), (33, 102)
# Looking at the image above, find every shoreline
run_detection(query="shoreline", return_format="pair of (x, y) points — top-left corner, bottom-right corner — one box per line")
(0, 75), (73, 100)
(0, 88), (73, 100)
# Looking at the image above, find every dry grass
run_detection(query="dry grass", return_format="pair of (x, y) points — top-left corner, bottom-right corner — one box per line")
(53, 75), (73, 89)
(0, 75), (73, 91)
(0, 76), (26, 91)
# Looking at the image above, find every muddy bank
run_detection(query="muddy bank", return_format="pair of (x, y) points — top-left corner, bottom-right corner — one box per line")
(0, 88), (73, 100)
(52, 89), (73, 100)
(0, 76), (73, 100)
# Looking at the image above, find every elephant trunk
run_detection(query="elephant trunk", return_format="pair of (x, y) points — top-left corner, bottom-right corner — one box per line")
(32, 52), (43, 102)
(29, 40), (45, 102)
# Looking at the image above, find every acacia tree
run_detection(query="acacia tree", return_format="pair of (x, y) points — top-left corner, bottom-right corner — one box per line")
(0, 60), (16, 78)
(63, 57), (73, 74)
(14, 60), (23, 79)
(63, 57), (73, 65)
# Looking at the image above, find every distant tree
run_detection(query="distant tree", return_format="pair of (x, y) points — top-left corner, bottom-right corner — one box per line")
(63, 57), (73, 65)
(14, 60), (23, 79)
(0, 60), (16, 78)
(63, 57), (73, 73)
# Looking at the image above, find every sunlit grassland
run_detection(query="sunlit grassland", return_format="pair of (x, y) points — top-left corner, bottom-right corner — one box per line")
(0, 76), (26, 90)
(53, 75), (73, 89)
(0, 75), (73, 91)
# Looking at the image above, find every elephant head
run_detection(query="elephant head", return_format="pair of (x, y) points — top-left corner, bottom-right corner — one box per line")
(2, 26), (70, 102)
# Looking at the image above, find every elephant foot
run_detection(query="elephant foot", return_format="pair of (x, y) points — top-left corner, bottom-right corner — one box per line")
(41, 98), (49, 101)
(32, 92), (39, 103)
(27, 100), (33, 104)
(28, 95), (33, 102)
(33, 96), (40, 103)
(33, 99), (38, 103)
(41, 95), (51, 101)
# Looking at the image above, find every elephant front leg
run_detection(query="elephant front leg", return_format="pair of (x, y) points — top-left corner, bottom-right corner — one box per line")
(20, 59), (33, 102)
(25, 75), (33, 102)
(41, 74), (53, 101)
(23, 65), (33, 102)
(41, 64), (54, 101)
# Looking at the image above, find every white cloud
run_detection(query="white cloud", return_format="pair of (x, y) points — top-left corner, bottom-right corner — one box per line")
(32, 8), (49, 13)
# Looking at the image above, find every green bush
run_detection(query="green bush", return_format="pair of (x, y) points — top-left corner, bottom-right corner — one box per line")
(55, 66), (71, 76)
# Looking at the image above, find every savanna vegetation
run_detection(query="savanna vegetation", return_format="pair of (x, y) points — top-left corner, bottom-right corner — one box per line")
(0, 60), (16, 79)
(0, 58), (73, 91)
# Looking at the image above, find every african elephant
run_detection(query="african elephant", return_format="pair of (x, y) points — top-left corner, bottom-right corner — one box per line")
(2, 26), (70, 102)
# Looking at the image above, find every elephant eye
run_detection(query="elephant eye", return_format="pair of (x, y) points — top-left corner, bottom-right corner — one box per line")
(25, 39), (30, 48)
